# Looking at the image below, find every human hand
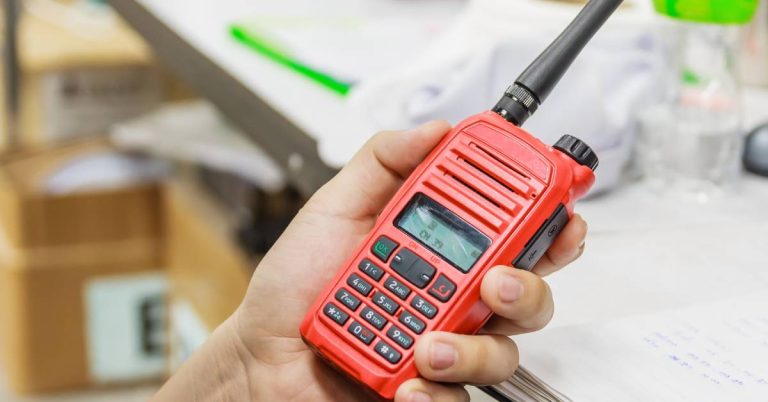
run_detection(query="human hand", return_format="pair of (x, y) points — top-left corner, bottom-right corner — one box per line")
(152, 121), (588, 402)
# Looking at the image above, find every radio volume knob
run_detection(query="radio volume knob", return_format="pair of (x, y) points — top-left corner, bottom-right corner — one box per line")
(553, 135), (599, 171)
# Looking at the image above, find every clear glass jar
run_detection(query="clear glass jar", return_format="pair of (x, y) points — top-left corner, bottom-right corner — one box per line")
(638, 21), (744, 201)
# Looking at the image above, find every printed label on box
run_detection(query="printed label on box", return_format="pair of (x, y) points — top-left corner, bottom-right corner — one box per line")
(169, 300), (211, 371)
(41, 68), (162, 140)
(84, 272), (168, 383)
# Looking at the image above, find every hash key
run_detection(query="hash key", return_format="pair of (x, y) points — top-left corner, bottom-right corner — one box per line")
(374, 340), (402, 364)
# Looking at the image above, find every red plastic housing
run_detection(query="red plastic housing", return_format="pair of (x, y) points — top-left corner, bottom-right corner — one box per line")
(300, 111), (595, 400)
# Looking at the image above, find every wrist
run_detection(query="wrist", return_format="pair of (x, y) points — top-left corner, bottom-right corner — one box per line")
(152, 313), (255, 402)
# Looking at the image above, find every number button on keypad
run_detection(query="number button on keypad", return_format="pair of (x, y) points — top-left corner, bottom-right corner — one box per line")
(399, 311), (426, 334)
(361, 306), (387, 330)
(386, 325), (414, 349)
(347, 274), (373, 296)
(323, 303), (349, 325)
(358, 259), (384, 281)
(374, 340), (402, 364)
(411, 296), (438, 319)
(384, 276), (411, 300)
(373, 291), (399, 315)
(335, 288), (361, 311)
(348, 321), (376, 345)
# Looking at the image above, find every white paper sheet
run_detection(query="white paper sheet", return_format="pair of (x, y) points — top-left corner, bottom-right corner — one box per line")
(515, 291), (768, 402)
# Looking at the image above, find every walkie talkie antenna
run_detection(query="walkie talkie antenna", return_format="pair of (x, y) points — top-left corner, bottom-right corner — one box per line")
(493, 0), (624, 126)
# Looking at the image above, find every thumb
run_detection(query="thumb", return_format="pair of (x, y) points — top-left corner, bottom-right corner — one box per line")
(307, 120), (452, 219)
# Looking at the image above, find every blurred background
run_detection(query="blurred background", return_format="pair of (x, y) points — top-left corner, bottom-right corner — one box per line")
(0, 0), (766, 401)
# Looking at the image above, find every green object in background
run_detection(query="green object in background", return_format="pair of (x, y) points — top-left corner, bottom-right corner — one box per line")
(230, 24), (352, 96)
(652, 0), (759, 24)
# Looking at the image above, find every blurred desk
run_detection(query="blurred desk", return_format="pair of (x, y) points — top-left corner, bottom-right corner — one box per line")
(552, 175), (768, 328)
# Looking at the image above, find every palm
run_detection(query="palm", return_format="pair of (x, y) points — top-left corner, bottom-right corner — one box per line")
(236, 204), (381, 401)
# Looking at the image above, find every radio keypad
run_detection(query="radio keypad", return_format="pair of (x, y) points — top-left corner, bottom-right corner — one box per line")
(348, 274), (373, 296)
(335, 288), (361, 311)
(336, 241), (463, 366)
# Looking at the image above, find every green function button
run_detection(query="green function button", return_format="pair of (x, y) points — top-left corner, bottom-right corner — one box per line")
(372, 236), (398, 262)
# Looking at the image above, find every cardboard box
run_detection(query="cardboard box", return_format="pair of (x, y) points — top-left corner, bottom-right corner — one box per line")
(0, 10), (193, 150)
(0, 141), (167, 394)
(0, 140), (162, 248)
(164, 176), (254, 369)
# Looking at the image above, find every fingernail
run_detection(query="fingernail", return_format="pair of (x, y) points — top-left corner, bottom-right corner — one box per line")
(429, 341), (457, 370)
(578, 221), (588, 250)
(499, 273), (524, 304)
(408, 391), (432, 402)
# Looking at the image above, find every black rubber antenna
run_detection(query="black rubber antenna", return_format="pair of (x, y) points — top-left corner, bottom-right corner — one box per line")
(492, 0), (624, 126)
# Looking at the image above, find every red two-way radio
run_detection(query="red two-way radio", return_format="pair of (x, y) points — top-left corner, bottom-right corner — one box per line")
(300, 0), (623, 400)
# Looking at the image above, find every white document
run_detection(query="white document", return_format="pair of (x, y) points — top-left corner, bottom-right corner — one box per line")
(508, 291), (768, 402)
(232, 0), (465, 83)
(111, 101), (285, 192)
(84, 273), (168, 383)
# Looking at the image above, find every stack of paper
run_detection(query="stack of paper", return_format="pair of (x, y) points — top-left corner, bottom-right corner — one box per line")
(483, 290), (768, 401)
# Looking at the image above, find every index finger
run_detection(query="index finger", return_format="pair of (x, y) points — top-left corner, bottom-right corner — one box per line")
(531, 214), (587, 277)
(306, 120), (451, 220)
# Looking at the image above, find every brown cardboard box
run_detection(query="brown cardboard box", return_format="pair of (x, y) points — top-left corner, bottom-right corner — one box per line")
(0, 140), (161, 248)
(0, 141), (167, 394)
(0, 10), (193, 150)
(164, 176), (254, 368)
(0, 236), (163, 394)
